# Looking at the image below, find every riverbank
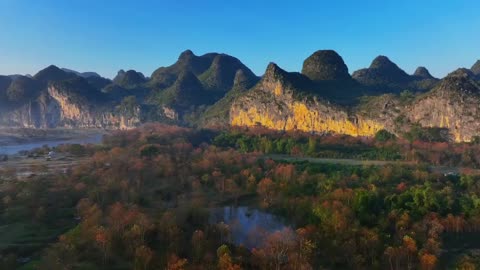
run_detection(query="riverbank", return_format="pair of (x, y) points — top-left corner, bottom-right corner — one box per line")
(0, 128), (107, 155)
(0, 128), (107, 146)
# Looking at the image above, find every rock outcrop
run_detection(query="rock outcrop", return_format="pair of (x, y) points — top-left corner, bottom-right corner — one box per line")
(230, 63), (384, 136)
(150, 50), (217, 88)
(413, 67), (435, 79)
(199, 54), (257, 92)
(352, 56), (440, 93)
(34, 65), (77, 83)
(149, 50), (257, 121)
(405, 68), (480, 141)
(352, 56), (411, 91)
(471, 60), (480, 77)
(113, 70), (146, 88)
(0, 73), (143, 129)
(61, 68), (101, 78)
(301, 50), (350, 81)
(0, 83), (142, 129)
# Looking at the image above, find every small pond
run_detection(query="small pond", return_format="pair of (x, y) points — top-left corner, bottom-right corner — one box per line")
(209, 206), (290, 249)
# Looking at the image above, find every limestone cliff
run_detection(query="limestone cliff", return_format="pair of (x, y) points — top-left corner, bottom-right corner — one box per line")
(405, 69), (480, 142)
(0, 83), (142, 129)
(230, 63), (384, 136)
(229, 54), (480, 142)
(353, 69), (480, 142)
(4, 50), (480, 142)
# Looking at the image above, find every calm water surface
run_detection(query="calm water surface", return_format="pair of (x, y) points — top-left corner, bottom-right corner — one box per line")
(0, 133), (104, 155)
(209, 206), (290, 249)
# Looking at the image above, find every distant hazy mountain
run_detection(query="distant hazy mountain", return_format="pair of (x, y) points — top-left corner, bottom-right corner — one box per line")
(61, 68), (102, 78)
(352, 56), (438, 93)
(113, 69), (146, 88)
(34, 65), (78, 82)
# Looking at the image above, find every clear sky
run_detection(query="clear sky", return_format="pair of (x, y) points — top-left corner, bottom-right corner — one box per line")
(0, 0), (479, 79)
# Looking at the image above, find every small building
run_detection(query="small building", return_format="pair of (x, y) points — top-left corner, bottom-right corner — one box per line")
(45, 151), (56, 161)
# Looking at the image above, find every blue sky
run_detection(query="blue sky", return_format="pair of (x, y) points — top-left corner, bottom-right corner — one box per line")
(0, 0), (479, 79)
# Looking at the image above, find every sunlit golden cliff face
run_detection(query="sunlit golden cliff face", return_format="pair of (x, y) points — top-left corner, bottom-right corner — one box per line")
(404, 70), (480, 142)
(230, 64), (384, 137)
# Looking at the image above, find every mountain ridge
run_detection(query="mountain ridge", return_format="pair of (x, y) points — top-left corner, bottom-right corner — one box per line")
(1, 49), (479, 141)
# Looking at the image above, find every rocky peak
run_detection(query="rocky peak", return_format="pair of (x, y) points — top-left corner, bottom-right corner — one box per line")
(370, 56), (394, 69)
(264, 63), (289, 82)
(435, 68), (479, 94)
(175, 50), (210, 72)
(178, 50), (215, 69)
(301, 50), (350, 81)
(368, 56), (410, 79)
(414, 66), (434, 79)
(471, 60), (480, 76)
(113, 69), (146, 88)
(261, 63), (313, 96)
(150, 50), (215, 87)
(116, 69), (126, 76)
(233, 69), (258, 90)
(6, 75), (42, 103)
(34, 65), (77, 82)
(352, 55), (411, 91)
(262, 63), (294, 90)
(179, 49), (195, 60)
(200, 54), (256, 92)
(446, 68), (475, 79)
(61, 68), (101, 78)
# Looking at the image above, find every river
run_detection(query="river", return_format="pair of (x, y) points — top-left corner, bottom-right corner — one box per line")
(0, 132), (104, 155)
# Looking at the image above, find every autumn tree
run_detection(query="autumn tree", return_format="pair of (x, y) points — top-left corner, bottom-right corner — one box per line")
(95, 226), (110, 267)
(135, 245), (154, 270)
(217, 245), (242, 270)
(420, 253), (437, 270)
(252, 228), (298, 270)
(191, 230), (206, 263)
(257, 178), (275, 207)
(402, 235), (417, 270)
(167, 254), (188, 270)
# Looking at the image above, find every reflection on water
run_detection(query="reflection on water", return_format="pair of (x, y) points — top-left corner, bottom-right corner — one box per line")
(209, 206), (290, 249)
(441, 233), (480, 268)
(0, 133), (104, 155)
